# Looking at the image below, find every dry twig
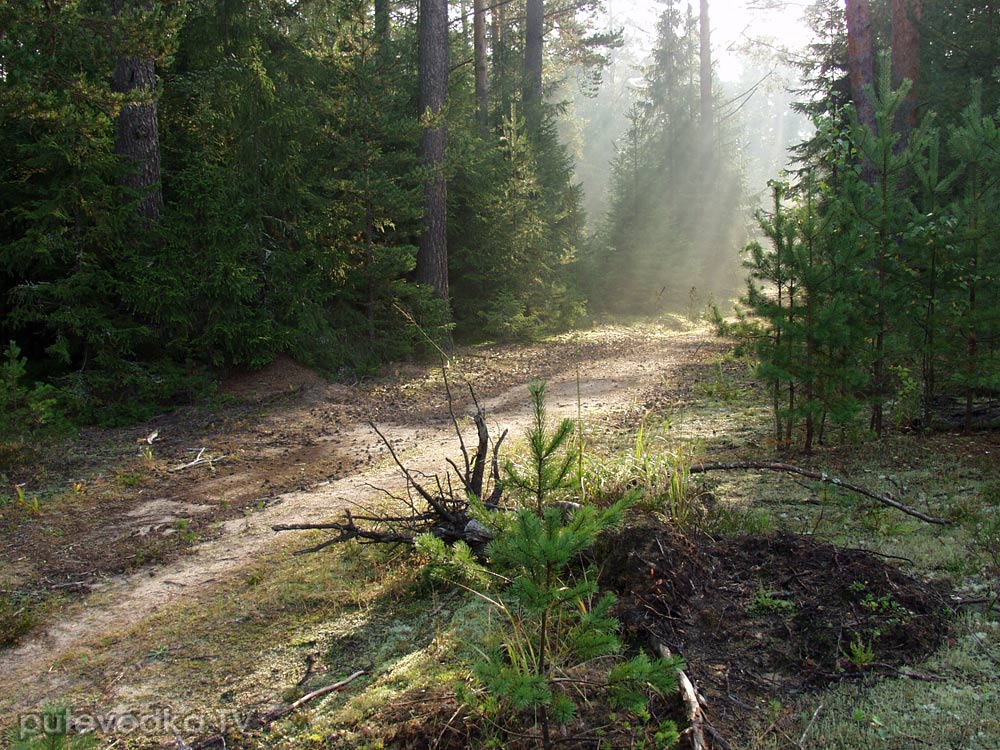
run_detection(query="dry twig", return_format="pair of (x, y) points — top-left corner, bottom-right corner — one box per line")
(168, 448), (229, 473)
(189, 670), (367, 750)
(689, 461), (950, 525)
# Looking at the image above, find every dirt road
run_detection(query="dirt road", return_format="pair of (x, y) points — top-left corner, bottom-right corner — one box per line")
(0, 323), (725, 718)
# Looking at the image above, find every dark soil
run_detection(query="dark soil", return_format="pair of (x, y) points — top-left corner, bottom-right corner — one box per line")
(600, 519), (952, 747)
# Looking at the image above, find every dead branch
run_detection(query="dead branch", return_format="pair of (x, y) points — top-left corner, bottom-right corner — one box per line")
(276, 374), (509, 555)
(485, 428), (508, 508)
(689, 461), (950, 525)
(443, 365), (473, 484)
(168, 448), (229, 473)
(188, 669), (367, 749)
(274, 510), (418, 555)
(368, 421), (458, 524)
(655, 643), (724, 750)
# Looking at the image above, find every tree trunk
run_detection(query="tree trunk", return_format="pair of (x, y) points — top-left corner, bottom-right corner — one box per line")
(474, 0), (488, 130)
(523, 0), (543, 115)
(111, 0), (162, 226)
(891, 0), (922, 147)
(491, 0), (506, 120)
(845, 0), (877, 180)
(417, 0), (449, 301)
(699, 0), (713, 152)
(375, 0), (390, 52)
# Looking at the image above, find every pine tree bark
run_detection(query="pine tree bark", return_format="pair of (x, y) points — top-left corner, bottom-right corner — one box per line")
(845, 0), (877, 180)
(417, 0), (449, 301)
(699, 0), (713, 151)
(891, 0), (922, 147)
(523, 0), (543, 114)
(111, 0), (162, 226)
(474, 0), (489, 130)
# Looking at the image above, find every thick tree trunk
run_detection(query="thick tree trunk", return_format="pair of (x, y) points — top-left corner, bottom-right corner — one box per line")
(474, 0), (489, 129)
(523, 0), (543, 111)
(845, 0), (877, 181)
(111, 1), (162, 226)
(891, 0), (922, 147)
(699, 0), (713, 151)
(417, 0), (449, 301)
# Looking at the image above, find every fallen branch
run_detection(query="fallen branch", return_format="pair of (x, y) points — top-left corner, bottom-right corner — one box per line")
(259, 669), (368, 724)
(274, 509), (419, 554)
(368, 421), (458, 524)
(277, 371), (509, 555)
(655, 643), (726, 750)
(168, 448), (229, 473)
(688, 461), (950, 525)
(188, 669), (367, 749)
(798, 703), (823, 748)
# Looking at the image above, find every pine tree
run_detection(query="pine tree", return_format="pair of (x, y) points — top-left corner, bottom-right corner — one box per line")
(420, 382), (682, 748)
(417, 0), (450, 301)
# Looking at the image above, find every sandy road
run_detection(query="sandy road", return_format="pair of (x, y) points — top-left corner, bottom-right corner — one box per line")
(0, 326), (721, 718)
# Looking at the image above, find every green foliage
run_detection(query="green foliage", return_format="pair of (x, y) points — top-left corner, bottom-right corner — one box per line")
(7, 704), (96, 750)
(843, 636), (876, 669)
(747, 0), (1000, 447)
(0, 591), (41, 649)
(449, 107), (587, 342)
(473, 498), (680, 746)
(582, 3), (747, 316)
(0, 0), (595, 425)
(0, 342), (69, 465)
(504, 380), (577, 513)
(430, 383), (681, 747)
(749, 584), (797, 616)
(740, 64), (1000, 447)
(583, 424), (701, 526)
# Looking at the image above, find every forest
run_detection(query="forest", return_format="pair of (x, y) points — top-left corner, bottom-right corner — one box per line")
(1, 0), (999, 749)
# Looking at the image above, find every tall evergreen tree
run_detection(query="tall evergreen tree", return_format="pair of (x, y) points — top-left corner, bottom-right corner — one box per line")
(111, 0), (163, 225)
(699, 0), (713, 152)
(474, 0), (489, 129)
(417, 0), (450, 301)
(890, 0), (922, 147)
(585, 0), (744, 315)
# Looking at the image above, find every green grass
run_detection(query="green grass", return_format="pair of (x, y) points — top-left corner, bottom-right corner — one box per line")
(749, 584), (797, 616)
(5, 336), (999, 750)
(0, 592), (42, 648)
(782, 615), (1000, 750)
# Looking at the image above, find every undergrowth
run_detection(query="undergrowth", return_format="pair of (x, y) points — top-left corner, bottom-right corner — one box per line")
(420, 382), (683, 748)
(4, 336), (998, 750)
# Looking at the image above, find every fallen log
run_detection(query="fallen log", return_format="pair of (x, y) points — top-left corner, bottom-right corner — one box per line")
(689, 461), (950, 526)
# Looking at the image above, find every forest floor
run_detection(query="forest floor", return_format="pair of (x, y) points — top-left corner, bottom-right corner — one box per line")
(1, 319), (999, 750)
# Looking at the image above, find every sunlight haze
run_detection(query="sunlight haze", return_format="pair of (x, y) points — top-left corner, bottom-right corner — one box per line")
(608, 0), (815, 80)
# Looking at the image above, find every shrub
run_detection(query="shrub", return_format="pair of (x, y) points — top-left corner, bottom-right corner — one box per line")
(0, 341), (70, 466)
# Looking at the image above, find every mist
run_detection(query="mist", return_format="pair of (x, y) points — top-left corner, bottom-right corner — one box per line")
(563, 0), (814, 315)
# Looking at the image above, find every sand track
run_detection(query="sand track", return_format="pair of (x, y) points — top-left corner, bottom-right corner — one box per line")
(0, 325), (723, 717)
